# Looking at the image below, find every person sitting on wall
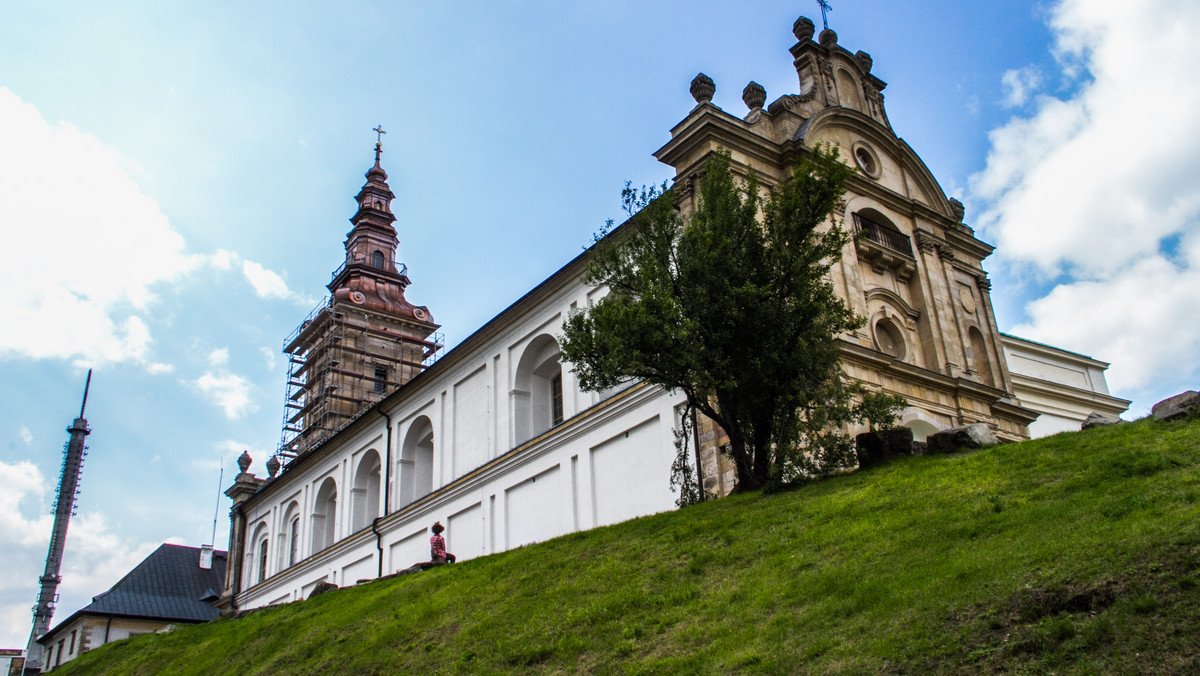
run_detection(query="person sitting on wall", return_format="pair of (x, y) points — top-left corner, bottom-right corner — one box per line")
(430, 521), (456, 564)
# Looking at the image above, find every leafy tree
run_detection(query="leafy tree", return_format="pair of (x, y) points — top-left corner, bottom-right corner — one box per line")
(561, 147), (904, 492)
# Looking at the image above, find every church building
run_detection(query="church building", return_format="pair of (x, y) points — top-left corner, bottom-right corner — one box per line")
(218, 15), (1124, 612)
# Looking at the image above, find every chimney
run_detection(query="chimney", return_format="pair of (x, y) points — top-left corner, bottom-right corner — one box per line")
(199, 544), (214, 570)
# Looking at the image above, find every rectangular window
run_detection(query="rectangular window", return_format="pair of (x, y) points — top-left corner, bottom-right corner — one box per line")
(289, 517), (300, 566)
(258, 539), (269, 583)
(551, 373), (564, 425)
(374, 366), (388, 394)
(69, 630), (76, 654)
(56, 640), (64, 666)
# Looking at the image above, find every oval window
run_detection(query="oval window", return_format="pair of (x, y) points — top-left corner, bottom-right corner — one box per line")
(875, 318), (906, 360)
(855, 146), (877, 176)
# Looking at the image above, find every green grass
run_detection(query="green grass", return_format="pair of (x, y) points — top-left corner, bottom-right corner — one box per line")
(59, 417), (1200, 674)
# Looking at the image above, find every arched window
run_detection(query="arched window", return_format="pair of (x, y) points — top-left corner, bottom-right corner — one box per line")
(248, 523), (270, 587)
(399, 416), (434, 507)
(372, 250), (385, 269)
(311, 477), (337, 552)
(279, 501), (301, 569)
(257, 539), (269, 583)
(351, 450), (381, 531)
(513, 335), (564, 443)
(969, 327), (995, 387)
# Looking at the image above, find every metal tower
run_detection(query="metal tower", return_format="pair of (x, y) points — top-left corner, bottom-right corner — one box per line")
(23, 371), (92, 676)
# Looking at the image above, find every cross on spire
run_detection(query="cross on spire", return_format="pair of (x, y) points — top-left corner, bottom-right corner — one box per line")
(372, 124), (386, 163)
(817, 0), (833, 30)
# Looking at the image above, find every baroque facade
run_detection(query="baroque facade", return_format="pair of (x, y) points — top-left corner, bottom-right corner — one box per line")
(218, 16), (1100, 612)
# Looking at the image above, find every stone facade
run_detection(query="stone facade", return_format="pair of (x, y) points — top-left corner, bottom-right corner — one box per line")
(656, 22), (1037, 494)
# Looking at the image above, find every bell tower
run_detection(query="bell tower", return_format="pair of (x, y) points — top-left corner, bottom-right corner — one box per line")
(278, 131), (441, 462)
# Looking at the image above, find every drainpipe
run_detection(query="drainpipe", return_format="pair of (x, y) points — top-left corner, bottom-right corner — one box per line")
(372, 518), (385, 578)
(375, 408), (394, 578)
(381, 409), (393, 515)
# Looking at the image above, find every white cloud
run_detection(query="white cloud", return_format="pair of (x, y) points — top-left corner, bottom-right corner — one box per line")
(1000, 66), (1042, 108)
(207, 347), (230, 367)
(209, 249), (237, 270)
(260, 346), (278, 372)
(241, 260), (314, 305)
(970, 0), (1200, 411)
(19, 426), (32, 445)
(193, 371), (256, 419)
(0, 88), (202, 370)
(0, 460), (166, 648)
(146, 362), (176, 375)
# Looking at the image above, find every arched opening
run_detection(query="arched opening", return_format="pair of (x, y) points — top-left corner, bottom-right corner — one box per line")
(969, 327), (995, 387)
(836, 68), (863, 111)
(371, 250), (385, 269)
(854, 209), (912, 258)
(351, 450), (381, 532)
(311, 477), (337, 552)
(399, 416), (434, 507)
(906, 419), (941, 443)
(279, 501), (301, 569)
(513, 334), (564, 444)
(248, 523), (270, 586)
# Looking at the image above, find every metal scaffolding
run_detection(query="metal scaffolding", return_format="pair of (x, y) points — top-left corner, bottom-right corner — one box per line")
(277, 298), (442, 464)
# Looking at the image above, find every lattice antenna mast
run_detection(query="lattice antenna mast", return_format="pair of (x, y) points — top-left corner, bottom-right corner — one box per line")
(23, 371), (92, 675)
(817, 0), (833, 30)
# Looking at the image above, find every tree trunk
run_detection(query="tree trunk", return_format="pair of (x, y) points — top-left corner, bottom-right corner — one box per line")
(725, 424), (759, 492)
(751, 424), (772, 488)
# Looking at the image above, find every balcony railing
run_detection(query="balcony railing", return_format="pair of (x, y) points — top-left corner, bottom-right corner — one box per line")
(330, 256), (408, 282)
(854, 213), (913, 258)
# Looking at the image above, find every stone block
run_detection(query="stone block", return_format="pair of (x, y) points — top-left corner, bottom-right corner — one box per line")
(1081, 411), (1122, 429)
(855, 427), (915, 468)
(926, 423), (997, 454)
(308, 580), (339, 598)
(1151, 391), (1200, 421)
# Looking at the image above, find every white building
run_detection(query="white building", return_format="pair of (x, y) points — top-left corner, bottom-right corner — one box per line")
(218, 15), (1123, 612)
(1000, 334), (1129, 437)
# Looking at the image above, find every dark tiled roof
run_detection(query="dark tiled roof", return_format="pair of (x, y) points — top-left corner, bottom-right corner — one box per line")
(70, 544), (226, 624)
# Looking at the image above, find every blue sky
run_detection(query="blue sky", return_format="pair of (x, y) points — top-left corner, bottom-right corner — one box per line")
(3, 0), (1198, 648)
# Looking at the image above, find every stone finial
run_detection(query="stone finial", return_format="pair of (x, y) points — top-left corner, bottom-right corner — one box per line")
(237, 450), (252, 474)
(819, 28), (838, 47)
(948, 197), (965, 223)
(690, 73), (715, 105)
(855, 50), (873, 74)
(742, 81), (766, 111)
(266, 455), (281, 479)
(793, 16), (816, 43)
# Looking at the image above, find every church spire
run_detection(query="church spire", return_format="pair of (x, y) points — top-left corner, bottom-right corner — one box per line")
(328, 129), (434, 321)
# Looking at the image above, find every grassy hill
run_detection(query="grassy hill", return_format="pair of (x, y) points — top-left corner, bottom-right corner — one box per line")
(59, 417), (1200, 674)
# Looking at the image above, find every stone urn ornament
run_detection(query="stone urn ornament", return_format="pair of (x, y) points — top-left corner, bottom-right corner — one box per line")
(793, 16), (815, 43)
(742, 81), (766, 111)
(690, 73), (715, 104)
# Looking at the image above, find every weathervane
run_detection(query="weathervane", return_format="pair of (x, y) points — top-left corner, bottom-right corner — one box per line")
(817, 0), (833, 30)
